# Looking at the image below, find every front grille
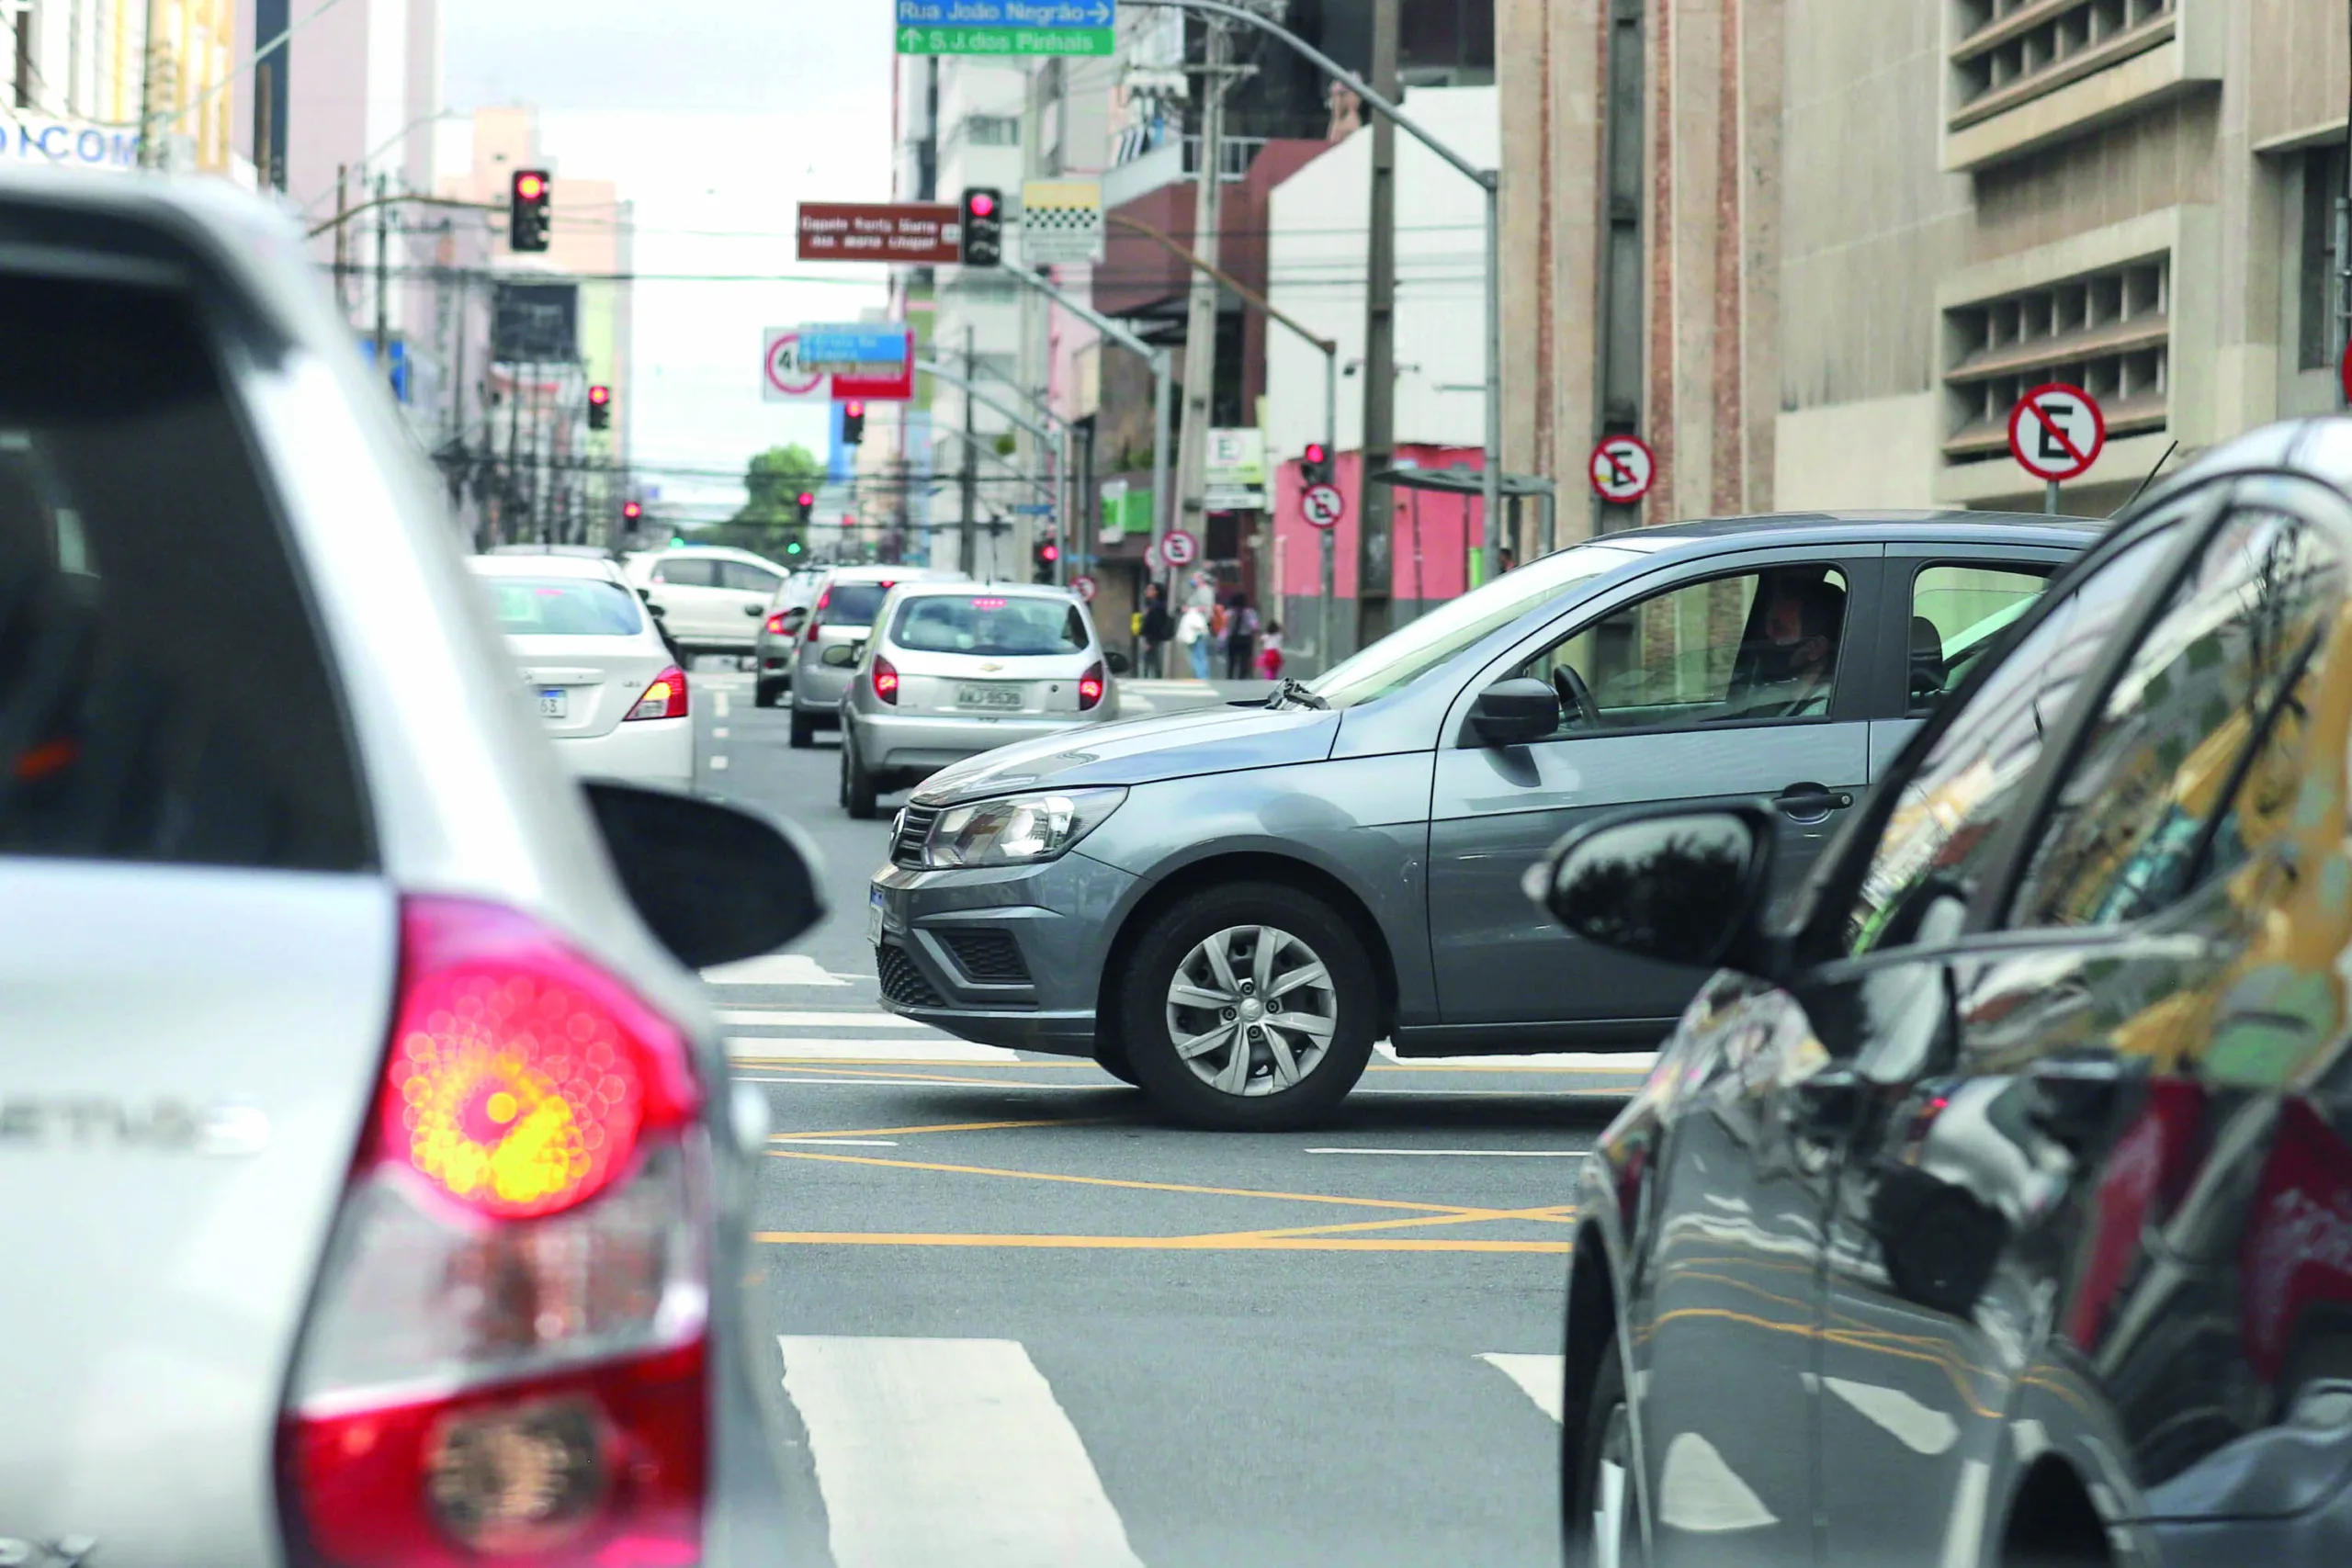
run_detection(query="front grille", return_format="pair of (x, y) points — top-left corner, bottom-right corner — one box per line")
(892, 803), (942, 869)
(940, 928), (1031, 985)
(876, 942), (944, 1009)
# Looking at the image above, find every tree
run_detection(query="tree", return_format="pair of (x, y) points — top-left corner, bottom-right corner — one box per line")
(704, 444), (822, 558)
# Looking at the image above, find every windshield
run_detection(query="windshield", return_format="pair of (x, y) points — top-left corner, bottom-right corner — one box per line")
(481, 576), (643, 637)
(818, 581), (894, 627)
(1307, 544), (1641, 707)
(893, 594), (1088, 656)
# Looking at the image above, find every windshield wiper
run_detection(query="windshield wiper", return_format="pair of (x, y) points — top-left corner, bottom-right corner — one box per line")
(1267, 677), (1330, 711)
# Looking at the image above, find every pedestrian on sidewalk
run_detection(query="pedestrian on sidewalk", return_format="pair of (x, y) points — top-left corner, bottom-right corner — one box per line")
(1138, 582), (1173, 678)
(1176, 601), (1211, 680)
(1226, 593), (1259, 680)
(1258, 621), (1283, 681)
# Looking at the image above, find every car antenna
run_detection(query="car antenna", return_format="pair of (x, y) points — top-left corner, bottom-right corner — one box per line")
(2112, 439), (2179, 517)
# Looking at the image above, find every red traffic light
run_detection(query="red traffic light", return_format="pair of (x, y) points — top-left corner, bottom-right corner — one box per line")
(1305, 442), (1328, 464)
(514, 173), (546, 200)
(843, 400), (865, 417)
(1040, 543), (1059, 562)
(968, 192), (996, 218)
(621, 500), (643, 521)
(588, 384), (611, 406)
(797, 491), (815, 508)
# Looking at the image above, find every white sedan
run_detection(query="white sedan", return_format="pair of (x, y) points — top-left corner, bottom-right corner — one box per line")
(469, 553), (695, 790)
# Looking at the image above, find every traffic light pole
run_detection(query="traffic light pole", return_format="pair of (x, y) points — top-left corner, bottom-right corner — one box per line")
(915, 357), (1069, 583)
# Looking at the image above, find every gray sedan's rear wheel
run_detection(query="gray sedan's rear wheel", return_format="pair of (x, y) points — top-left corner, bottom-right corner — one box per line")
(842, 726), (880, 820)
(788, 709), (815, 749)
(1118, 882), (1375, 1131)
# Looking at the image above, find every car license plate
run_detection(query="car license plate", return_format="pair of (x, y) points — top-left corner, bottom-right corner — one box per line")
(538, 688), (568, 718)
(956, 683), (1023, 711)
(867, 887), (887, 945)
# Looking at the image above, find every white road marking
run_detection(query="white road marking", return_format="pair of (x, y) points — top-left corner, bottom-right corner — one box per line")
(701, 953), (851, 987)
(1306, 1147), (1589, 1158)
(725, 1037), (1024, 1062)
(718, 1010), (939, 1029)
(771, 1137), (899, 1146)
(714, 691), (732, 718)
(1479, 1353), (1565, 1423)
(1657, 1431), (1779, 1532)
(1377, 1042), (1657, 1071)
(709, 754), (729, 771)
(736, 1076), (1121, 1090)
(713, 726), (730, 738)
(1939, 1460), (1991, 1568)
(777, 1335), (1145, 1568)
(1823, 1377), (1959, 1455)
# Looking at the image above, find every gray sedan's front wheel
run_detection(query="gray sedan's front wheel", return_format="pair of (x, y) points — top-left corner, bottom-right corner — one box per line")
(1118, 882), (1376, 1131)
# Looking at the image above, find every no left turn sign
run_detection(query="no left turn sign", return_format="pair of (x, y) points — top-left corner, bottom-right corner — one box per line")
(1160, 530), (1199, 567)
(2007, 383), (2106, 483)
(1300, 483), (1345, 529)
(1589, 434), (1657, 504)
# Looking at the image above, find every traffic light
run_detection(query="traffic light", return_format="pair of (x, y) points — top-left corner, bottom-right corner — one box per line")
(841, 399), (866, 446)
(785, 538), (803, 556)
(587, 384), (612, 431)
(1034, 535), (1060, 583)
(509, 169), (551, 253)
(1301, 440), (1333, 487)
(959, 186), (1003, 267)
(620, 499), (643, 525)
(794, 491), (815, 526)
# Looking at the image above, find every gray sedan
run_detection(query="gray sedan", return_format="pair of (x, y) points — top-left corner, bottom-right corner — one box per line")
(869, 513), (2095, 1129)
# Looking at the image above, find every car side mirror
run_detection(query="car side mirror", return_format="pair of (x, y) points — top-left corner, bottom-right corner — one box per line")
(820, 641), (861, 668)
(1469, 678), (1560, 747)
(646, 602), (667, 618)
(582, 782), (825, 970)
(742, 601), (765, 616)
(636, 586), (654, 601)
(1104, 649), (1132, 675)
(1526, 807), (1777, 972)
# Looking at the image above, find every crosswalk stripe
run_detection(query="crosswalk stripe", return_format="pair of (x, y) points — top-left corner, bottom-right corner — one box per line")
(1479, 1353), (1566, 1423)
(726, 1037), (1024, 1062)
(716, 1009), (936, 1028)
(700, 953), (852, 987)
(778, 1335), (1145, 1568)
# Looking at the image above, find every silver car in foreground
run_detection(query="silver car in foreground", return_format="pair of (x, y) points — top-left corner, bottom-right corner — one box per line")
(836, 582), (1122, 818)
(0, 171), (819, 1562)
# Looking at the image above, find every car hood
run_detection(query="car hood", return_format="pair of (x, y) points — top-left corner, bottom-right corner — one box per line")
(911, 700), (1342, 804)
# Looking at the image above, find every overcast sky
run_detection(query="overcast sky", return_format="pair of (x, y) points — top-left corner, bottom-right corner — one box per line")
(443, 1), (895, 514)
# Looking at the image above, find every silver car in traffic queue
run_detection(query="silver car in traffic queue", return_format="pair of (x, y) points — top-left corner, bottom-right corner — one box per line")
(837, 582), (1123, 818)
(0, 168), (821, 1563)
(779, 564), (967, 746)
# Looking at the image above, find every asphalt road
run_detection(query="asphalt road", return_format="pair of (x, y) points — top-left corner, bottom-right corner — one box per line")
(684, 666), (1645, 1568)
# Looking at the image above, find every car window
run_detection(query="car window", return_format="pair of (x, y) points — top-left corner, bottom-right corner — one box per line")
(1307, 542), (1641, 709)
(653, 558), (718, 587)
(2007, 511), (2344, 931)
(1844, 526), (2181, 956)
(819, 581), (894, 627)
(718, 559), (783, 594)
(1516, 565), (1848, 736)
(1906, 563), (2054, 715)
(0, 273), (368, 871)
(481, 577), (644, 637)
(893, 595), (1088, 656)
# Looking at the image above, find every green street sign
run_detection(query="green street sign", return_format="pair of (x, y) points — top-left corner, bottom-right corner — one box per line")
(896, 25), (1114, 56)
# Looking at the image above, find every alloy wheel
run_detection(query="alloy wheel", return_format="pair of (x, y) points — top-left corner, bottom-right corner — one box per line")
(1162, 924), (1339, 1097)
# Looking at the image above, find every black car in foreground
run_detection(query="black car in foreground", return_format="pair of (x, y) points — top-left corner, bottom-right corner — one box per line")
(1540, 420), (2352, 1568)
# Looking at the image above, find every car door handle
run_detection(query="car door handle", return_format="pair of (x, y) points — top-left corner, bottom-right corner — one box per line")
(1775, 782), (1854, 821)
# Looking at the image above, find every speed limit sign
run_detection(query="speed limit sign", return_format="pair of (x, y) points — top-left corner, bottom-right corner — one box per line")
(1160, 529), (1199, 567)
(1069, 573), (1098, 604)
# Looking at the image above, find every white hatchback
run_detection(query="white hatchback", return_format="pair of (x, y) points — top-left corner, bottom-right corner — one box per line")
(470, 554), (694, 791)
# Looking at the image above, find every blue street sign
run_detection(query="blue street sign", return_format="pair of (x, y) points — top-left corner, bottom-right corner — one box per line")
(798, 322), (913, 379)
(895, 0), (1114, 28)
(1011, 502), (1055, 515)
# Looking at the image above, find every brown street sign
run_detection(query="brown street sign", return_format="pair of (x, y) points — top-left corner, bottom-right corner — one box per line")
(797, 202), (962, 264)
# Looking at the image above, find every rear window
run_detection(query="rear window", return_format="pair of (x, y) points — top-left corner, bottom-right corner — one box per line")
(482, 576), (644, 637)
(892, 595), (1088, 656)
(0, 272), (368, 870)
(819, 582), (894, 627)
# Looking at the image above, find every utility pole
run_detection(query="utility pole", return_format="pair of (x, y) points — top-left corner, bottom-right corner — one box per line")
(1172, 17), (1237, 599)
(959, 327), (978, 576)
(372, 173), (390, 379)
(332, 166), (350, 313)
(136, 0), (165, 168)
(1358, 0), (1399, 653)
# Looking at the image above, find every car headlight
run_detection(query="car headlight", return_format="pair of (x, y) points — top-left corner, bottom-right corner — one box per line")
(923, 788), (1126, 869)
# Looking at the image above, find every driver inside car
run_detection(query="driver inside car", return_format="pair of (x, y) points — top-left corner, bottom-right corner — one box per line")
(1733, 575), (1844, 717)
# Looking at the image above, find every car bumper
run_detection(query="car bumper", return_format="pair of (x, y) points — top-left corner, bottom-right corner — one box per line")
(792, 666), (850, 716)
(551, 716), (695, 791)
(849, 708), (1111, 773)
(866, 849), (1138, 1056)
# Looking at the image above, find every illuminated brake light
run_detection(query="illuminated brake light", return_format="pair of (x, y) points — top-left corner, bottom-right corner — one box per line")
(626, 666), (688, 722)
(764, 613), (786, 636)
(1078, 660), (1105, 711)
(805, 588), (831, 644)
(873, 654), (899, 705)
(279, 897), (708, 1568)
(971, 597), (1008, 610)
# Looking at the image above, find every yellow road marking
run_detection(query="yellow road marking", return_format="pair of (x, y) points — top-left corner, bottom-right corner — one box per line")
(1194, 1203), (1579, 1244)
(1366, 1063), (1648, 1075)
(770, 1116), (1110, 1141)
(764, 1147), (1544, 1218)
(754, 1231), (1570, 1253)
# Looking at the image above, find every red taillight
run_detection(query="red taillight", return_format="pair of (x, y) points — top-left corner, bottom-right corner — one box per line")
(279, 897), (708, 1568)
(805, 589), (831, 644)
(1078, 660), (1105, 711)
(873, 654), (899, 705)
(764, 613), (786, 636)
(626, 666), (688, 722)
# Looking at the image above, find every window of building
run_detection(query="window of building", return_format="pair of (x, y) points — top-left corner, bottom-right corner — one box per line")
(1942, 254), (2169, 466)
(2301, 145), (2346, 373)
(963, 115), (1020, 148)
(1949, 0), (2177, 131)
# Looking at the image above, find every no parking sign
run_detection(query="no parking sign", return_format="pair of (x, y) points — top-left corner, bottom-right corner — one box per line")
(1589, 434), (1656, 504)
